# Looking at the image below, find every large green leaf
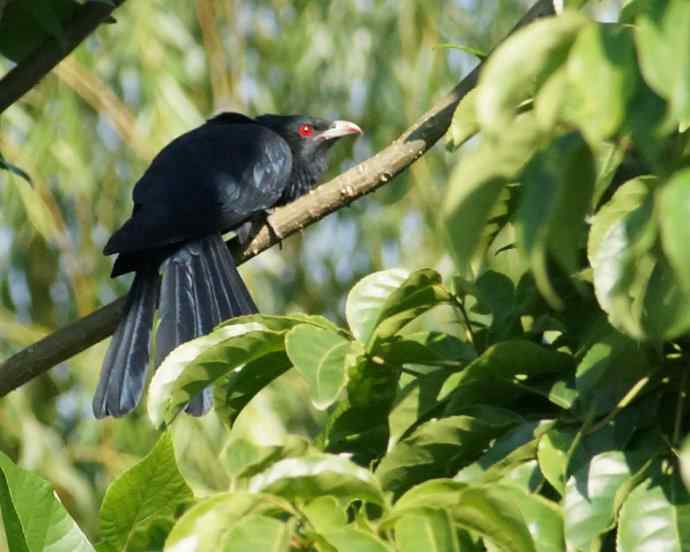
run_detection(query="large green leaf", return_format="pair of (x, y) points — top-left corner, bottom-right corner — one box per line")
(0, 451), (94, 552)
(563, 450), (648, 550)
(516, 133), (596, 306)
(475, 12), (585, 135)
(565, 23), (637, 143)
(618, 462), (690, 551)
(98, 432), (192, 552)
(588, 177), (658, 338)
(443, 114), (542, 269)
(248, 454), (385, 507)
(319, 526), (393, 552)
(660, 169), (690, 295)
(454, 420), (553, 491)
(286, 324), (356, 409)
(368, 269), (452, 347)
(345, 268), (410, 342)
(537, 428), (576, 496)
(575, 331), (652, 416)
(165, 492), (294, 551)
(220, 514), (292, 552)
(444, 340), (573, 414)
(395, 509), (459, 552)
(147, 320), (286, 427)
(321, 356), (399, 465)
(446, 88), (479, 151)
(635, 0), (690, 128)
(494, 485), (564, 552)
(376, 411), (519, 497)
(392, 479), (540, 551)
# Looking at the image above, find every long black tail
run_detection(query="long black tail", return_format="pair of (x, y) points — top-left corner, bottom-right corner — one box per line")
(93, 268), (159, 418)
(93, 234), (257, 418)
(155, 234), (258, 415)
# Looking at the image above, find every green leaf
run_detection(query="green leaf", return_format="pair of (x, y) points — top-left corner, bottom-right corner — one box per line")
(588, 177), (657, 338)
(98, 432), (192, 552)
(0, 451), (94, 552)
(286, 324), (356, 410)
(346, 269), (410, 342)
(443, 113), (543, 269)
(516, 133), (596, 307)
(395, 509), (460, 552)
(321, 356), (399, 465)
(635, 0), (690, 128)
(565, 23), (637, 143)
(660, 168), (690, 295)
(563, 451), (641, 550)
(220, 514), (292, 552)
(475, 12), (586, 135)
(393, 478), (468, 513)
(537, 428), (575, 496)
(302, 496), (348, 533)
(0, 0), (77, 62)
(320, 526), (393, 552)
(377, 331), (475, 367)
(575, 332), (652, 416)
(376, 412), (519, 497)
(493, 485), (564, 552)
(148, 318), (290, 427)
(369, 269), (451, 347)
(444, 340), (573, 414)
(446, 88), (480, 150)
(166, 492), (294, 550)
(452, 485), (537, 552)
(249, 454), (385, 507)
(455, 421), (554, 491)
(221, 436), (309, 481)
(618, 461), (690, 551)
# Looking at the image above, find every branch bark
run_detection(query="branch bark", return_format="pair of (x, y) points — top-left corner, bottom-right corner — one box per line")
(0, 0), (555, 396)
(0, 0), (125, 114)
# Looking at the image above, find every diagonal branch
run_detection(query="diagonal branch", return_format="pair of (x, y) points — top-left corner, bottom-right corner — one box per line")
(0, 0), (555, 396)
(0, 0), (125, 114)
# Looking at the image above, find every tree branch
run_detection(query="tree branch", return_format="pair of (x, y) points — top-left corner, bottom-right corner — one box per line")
(0, 0), (125, 114)
(0, 0), (555, 396)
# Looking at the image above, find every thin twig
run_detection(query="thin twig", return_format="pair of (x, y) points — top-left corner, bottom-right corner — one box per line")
(0, 0), (556, 396)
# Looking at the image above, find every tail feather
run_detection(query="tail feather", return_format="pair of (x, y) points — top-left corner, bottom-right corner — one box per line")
(156, 235), (258, 416)
(93, 269), (159, 418)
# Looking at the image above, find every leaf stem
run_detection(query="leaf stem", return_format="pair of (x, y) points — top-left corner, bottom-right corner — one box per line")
(451, 294), (478, 351)
(673, 365), (688, 447)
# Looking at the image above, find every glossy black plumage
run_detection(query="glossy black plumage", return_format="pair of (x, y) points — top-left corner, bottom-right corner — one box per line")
(93, 112), (361, 418)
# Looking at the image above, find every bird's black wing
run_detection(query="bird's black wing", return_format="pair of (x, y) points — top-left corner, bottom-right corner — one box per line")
(105, 118), (293, 257)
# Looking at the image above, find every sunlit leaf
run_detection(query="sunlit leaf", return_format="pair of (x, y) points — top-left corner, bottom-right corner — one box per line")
(0, 451), (94, 552)
(249, 454), (385, 507)
(99, 432), (191, 552)
(475, 12), (586, 135)
(286, 324), (358, 410)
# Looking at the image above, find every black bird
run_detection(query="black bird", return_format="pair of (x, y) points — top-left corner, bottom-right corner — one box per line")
(93, 112), (362, 418)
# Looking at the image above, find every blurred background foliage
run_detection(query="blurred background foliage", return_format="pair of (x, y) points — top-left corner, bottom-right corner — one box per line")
(0, 0), (617, 542)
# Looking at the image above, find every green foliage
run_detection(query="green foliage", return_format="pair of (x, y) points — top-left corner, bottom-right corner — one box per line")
(0, 451), (94, 552)
(5, 1), (690, 550)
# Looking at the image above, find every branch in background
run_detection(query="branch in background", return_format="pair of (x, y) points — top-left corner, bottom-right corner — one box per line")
(0, 0), (555, 396)
(0, 0), (125, 114)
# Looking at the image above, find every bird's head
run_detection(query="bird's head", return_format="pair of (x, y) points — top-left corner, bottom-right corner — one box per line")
(256, 114), (362, 203)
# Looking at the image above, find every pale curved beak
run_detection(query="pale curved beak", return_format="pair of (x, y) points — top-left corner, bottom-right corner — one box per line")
(316, 120), (363, 141)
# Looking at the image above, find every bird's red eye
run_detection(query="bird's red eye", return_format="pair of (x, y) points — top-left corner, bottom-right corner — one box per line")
(297, 124), (314, 138)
